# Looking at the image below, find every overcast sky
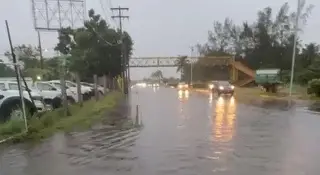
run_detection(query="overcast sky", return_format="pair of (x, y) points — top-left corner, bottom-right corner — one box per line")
(0, 0), (319, 80)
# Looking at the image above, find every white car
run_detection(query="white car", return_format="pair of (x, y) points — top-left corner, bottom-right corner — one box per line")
(80, 82), (107, 95)
(27, 81), (64, 109)
(0, 89), (45, 122)
(43, 81), (78, 103)
(0, 81), (45, 112)
(47, 80), (93, 101)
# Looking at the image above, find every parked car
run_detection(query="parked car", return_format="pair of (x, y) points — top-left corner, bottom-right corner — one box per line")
(1, 81), (62, 109)
(43, 81), (78, 104)
(0, 89), (45, 122)
(80, 82), (107, 95)
(211, 81), (235, 96)
(26, 81), (63, 109)
(47, 80), (93, 101)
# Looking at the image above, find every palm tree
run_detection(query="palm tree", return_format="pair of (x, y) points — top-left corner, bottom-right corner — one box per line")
(150, 70), (163, 83)
(175, 56), (189, 81)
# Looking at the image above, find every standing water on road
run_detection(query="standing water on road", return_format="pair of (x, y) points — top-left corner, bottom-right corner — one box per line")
(1, 87), (320, 175)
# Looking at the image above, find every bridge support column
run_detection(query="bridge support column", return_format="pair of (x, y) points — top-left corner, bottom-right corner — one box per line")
(230, 57), (238, 82)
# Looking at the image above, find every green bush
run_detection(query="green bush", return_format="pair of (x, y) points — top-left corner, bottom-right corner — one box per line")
(307, 79), (320, 96)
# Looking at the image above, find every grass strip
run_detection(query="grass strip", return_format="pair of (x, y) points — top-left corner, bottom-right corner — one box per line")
(0, 91), (124, 144)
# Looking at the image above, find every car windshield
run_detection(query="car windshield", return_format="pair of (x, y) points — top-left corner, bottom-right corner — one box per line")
(53, 83), (62, 89)
(8, 83), (26, 90)
(219, 81), (231, 86)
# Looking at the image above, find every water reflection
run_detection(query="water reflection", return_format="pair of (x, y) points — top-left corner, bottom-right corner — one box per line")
(178, 90), (189, 100)
(208, 93), (213, 104)
(212, 96), (236, 143)
(152, 86), (159, 92)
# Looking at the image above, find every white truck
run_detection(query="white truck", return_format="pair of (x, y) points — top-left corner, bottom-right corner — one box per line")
(41, 81), (78, 104)
(0, 80), (65, 109)
(0, 89), (45, 122)
(26, 81), (64, 109)
(80, 82), (107, 95)
(47, 80), (94, 101)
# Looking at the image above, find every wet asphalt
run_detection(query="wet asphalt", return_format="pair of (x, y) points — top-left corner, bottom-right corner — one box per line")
(0, 86), (320, 175)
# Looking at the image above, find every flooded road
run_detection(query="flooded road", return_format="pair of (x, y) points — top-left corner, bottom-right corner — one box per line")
(1, 87), (320, 175)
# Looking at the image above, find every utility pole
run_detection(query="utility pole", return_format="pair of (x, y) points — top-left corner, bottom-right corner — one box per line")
(37, 30), (44, 69)
(190, 46), (194, 86)
(111, 6), (129, 94)
(5, 20), (28, 131)
(289, 0), (302, 97)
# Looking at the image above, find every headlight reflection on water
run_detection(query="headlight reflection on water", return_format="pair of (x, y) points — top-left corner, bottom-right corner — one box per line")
(211, 96), (237, 143)
(208, 93), (213, 104)
(178, 90), (189, 100)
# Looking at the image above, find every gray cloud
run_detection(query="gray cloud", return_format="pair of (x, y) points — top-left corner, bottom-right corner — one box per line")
(0, 0), (318, 80)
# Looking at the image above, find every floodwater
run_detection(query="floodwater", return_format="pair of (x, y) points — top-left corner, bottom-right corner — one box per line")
(1, 86), (320, 175)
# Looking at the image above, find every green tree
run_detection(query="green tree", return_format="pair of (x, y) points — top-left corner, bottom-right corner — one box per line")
(55, 9), (133, 80)
(0, 59), (15, 77)
(191, 2), (314, 83)
(175, 56), (188, 80)
(4, 45), (53, 80)
(150, 70), (163, 80)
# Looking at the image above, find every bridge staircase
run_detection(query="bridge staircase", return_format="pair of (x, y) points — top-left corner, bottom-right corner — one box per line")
(229, 61), (255, 87)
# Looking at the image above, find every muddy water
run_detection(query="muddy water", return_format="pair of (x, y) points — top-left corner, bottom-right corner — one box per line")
(1, 87), (320, 175)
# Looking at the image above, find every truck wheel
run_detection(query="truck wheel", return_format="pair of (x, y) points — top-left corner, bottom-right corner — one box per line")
(9, 104), (25, 121)
(4, 102), (34, 122)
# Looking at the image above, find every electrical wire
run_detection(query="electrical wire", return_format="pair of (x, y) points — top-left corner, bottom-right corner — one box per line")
(85, 21), (119, 46)
(99, 0), (118, 28)
(87, 18), (119, 46)
(99, 0), (110, 24)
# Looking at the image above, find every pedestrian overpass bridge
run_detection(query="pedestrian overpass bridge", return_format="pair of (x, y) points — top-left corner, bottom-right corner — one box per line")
(129, 56), (255, 86)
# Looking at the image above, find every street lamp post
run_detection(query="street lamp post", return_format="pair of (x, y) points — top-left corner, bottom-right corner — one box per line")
(190, 46), (194, 85)
(289, 0), (302, 97)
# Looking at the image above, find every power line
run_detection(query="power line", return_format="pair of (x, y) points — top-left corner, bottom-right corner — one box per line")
(85, 20), (119, 46)
(107, 0), (119, 28)
(99, 0), (118, 28)
(111, 6), (129, 33)
(99, 0), (111, 24)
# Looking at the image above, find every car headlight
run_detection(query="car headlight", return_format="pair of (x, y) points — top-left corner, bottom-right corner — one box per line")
(219, 86), (224, 90)
(184, 84), (188, 88)
(208, 84), (214, 89)
(178, 85), (182, 88)
(231, 85), (235, 89)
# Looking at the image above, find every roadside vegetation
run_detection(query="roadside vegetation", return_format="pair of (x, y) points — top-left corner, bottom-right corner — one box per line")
(0, 92), (126, 143)
(0, 9), (134, 143)
(0, 8), (132, 82)
(175, 2), (320, 99)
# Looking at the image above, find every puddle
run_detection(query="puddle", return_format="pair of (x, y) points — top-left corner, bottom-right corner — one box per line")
(249, 98), (292, 110)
